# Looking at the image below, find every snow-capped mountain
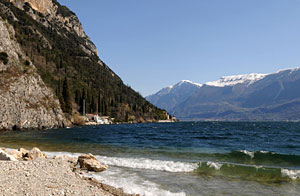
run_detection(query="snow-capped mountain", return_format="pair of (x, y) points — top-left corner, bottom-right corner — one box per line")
(205, 73), (266, 87)
(147, 67), (300, 121)
(146, 80), (202, 112)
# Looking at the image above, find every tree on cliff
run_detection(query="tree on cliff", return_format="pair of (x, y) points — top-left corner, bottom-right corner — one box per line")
(62, 77), (72, 114)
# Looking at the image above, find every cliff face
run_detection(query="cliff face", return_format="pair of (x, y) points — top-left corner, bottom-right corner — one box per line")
(9, 0), (54, 15)
(0, 0), (169, 126)
(9, 0), (97, 55)
(0, 16), (68, 130)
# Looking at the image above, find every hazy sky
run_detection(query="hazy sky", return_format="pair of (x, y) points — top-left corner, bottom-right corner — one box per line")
(58, 0), (300, 96)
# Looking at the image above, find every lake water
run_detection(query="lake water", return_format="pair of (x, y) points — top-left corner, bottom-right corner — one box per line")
(0, 122), (300, 196)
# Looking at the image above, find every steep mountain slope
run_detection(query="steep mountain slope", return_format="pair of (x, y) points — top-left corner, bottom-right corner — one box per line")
(0, 0), (168, 127)
(148, 68), (300, 121)
(0, 14), (68, 130)
(146, 80), (202, 112)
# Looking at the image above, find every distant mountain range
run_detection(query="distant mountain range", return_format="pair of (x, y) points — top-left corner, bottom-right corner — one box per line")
(146, 68), (300, 121)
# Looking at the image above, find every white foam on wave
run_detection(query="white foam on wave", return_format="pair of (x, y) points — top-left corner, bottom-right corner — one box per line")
(45, 151), (198, 173)
(206, 161), (222, 170)
(44, 151), (187, 196)
(86, 167), (186, 196)
(259, 151), (269, 154)
(95, 155), (198, 173)
(45, 151), (80, 158)
(240, 150), (275, 159)
(240, 150), (255, 158)
(281, 169), (300, 180)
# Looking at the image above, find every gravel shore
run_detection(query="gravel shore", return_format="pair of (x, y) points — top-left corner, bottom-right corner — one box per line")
(0, 154), (137, 196)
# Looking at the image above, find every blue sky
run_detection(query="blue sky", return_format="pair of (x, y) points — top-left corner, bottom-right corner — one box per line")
(58, 0), (300, 96)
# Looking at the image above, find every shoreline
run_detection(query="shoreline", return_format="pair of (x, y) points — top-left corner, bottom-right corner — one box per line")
(0, 120), (179, 132)
(0, 147), (138, 196)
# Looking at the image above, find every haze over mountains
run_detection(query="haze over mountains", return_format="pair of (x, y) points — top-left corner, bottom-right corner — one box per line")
(146, 67), (300, 121)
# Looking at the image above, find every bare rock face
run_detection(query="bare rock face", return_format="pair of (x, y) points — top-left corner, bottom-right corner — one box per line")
(0, 15), (21, 72)
(9, 0), (54, 15)
(0, 16), (69, 130)
(9, 0), (98, 55)
(78, 154), (107, 172)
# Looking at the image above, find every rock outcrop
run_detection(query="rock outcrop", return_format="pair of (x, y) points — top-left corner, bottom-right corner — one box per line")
(78, 154), (107, 172)
(0, 16), (68, 130)
(9, 0), (98, 55)
(9, 0), (54, 15)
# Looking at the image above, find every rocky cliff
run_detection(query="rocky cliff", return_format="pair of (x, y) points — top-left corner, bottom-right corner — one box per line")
(0, 0), (169, 128)
(9, 0), (97, 55)
(10, 0), (54, 15)
(0, 15), (68, 130)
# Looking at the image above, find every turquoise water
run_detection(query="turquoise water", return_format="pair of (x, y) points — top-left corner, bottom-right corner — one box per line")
(0, 122), (300, 195)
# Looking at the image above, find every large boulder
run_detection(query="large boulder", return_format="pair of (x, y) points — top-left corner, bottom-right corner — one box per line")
(78, 154), (107, 172)
(6, 149), (23, 160)
(0, 149), (18, 161)
(24, 147), (46, 160)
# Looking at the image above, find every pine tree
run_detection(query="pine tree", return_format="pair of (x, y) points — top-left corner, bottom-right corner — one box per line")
(98, 93), (101, 115)
(91, 95), (98, 114)
(62, 77), (72, 114)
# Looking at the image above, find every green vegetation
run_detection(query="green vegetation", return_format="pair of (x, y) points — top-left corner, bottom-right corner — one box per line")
(0, 0), (167, 122)
(62, 77), (72, 114)
(0, 52), (8, 65)
(52, 0), (74, 17)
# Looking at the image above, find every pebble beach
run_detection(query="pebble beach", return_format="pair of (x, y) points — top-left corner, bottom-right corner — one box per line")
(0, 147), (137, 196)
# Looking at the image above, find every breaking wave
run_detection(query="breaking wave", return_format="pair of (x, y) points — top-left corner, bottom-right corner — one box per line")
(45, 150), (300, 182)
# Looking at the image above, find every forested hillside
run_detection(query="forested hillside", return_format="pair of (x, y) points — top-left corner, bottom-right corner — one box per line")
(0, 0), (168, 123)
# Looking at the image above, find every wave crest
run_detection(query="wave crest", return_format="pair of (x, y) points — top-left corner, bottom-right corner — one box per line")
(96, 155), (198, 173)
